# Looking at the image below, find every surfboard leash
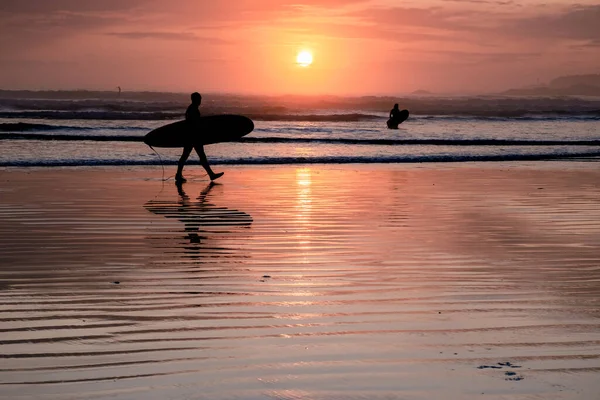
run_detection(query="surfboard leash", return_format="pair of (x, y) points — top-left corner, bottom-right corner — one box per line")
(147, 144), (209, 182)
(147, 144), (171, 182)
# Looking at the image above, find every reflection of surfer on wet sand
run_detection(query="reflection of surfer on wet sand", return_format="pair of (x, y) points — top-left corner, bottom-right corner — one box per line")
(144, 182), (252, 246)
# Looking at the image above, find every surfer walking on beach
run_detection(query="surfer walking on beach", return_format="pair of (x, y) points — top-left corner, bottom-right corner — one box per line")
(175, 92), (223, 183)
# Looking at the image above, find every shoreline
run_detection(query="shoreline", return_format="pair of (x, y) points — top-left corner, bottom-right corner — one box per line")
(1, 159), (600, 173)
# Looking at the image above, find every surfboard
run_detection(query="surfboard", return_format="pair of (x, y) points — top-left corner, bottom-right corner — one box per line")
(144, 114), (254, 148)
(386, 109), (410, 129)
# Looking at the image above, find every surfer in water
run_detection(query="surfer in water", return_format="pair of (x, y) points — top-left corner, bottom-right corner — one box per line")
(387, 103), (409, 129)
(389, 103), (401, 121)
(175, 92), (224, 183)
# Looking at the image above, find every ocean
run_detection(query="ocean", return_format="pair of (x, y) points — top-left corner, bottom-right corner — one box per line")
(1, 92), (599, 168)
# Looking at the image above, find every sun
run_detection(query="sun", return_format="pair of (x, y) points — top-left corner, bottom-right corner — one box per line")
(296, 51), (313, 67)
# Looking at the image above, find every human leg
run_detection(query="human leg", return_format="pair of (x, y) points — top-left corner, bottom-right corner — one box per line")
(176, 145), (193, 182)
(194, 145), (223, 181)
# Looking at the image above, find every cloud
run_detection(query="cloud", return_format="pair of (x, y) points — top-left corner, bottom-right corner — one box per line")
(132, 0), (370, 27)
(3, 1), (598, 45)
(340, 3), (600, 47)
(401, 48), (541, 64)
(579, 39), (600, 48)
(568, 38), (600, 50)
(349, 6), (481, 32)
(106, 31), (231, 43)
(0, 0), (368, 42)
(0, 0), (146, 14)
(442, 0), (516, 5)
(0, 0), (597, 93)
(509, 5), (600, 41)
(282, 20), (446, 43)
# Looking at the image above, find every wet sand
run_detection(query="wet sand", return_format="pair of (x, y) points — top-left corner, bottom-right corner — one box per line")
(1, 163), (599, 399)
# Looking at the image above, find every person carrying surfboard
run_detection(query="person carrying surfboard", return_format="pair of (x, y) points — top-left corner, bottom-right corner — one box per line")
(175, 92), (224, 183)
(387, 104), (409, 129)
(389, 104), (401, 121)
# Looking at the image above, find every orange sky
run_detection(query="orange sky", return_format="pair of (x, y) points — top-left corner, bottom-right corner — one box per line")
(0, 0), (598, 95)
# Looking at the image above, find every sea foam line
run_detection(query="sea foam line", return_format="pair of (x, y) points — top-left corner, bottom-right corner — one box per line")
(2, 133), (600, 147)
(1, 152), (600, 167)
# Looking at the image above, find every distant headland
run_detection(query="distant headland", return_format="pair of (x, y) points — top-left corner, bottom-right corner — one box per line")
(502, 74), (600, 96)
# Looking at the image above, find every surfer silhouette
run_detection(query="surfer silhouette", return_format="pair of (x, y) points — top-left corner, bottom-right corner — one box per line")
(389, 104), (401, 121)
(387, 103), (409, 129)
(175, 92), (223, 183)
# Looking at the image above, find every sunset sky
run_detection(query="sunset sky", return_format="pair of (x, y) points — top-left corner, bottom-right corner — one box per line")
(0, 0), (598, 95)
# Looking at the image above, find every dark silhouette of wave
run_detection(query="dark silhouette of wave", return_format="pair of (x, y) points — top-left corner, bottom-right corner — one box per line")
(0, 111), (183, 120)
(0, 133), (143, 142)
(0, 122), (150, 132)
(2, 132), (600, 147)
(412, 114), (600, 121)
(249, 113), (381, 121)
(1, 152), (598, 167)
(240, 137), (600, 146)
(1, 92), (600, 120)
(0, 111), (382, 121)
(0, 122), (93, 132)
(2, 110), (599, 122)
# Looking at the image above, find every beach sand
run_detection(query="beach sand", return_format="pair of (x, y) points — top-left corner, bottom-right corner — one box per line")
(1, 163), (599, 399)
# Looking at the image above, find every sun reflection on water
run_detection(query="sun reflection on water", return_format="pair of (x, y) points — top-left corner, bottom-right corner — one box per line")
(295, 167), (313, 254)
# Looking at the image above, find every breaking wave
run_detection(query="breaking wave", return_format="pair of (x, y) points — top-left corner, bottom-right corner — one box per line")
(1, 93), (599, 120)
(1, 152), (599, 167)
(2, 132), (600, 147)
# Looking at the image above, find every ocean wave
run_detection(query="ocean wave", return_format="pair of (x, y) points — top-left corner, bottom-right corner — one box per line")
(410, 114), (600, 121)
(0, 110), (382, 122)
(249, 113), (381, 121)
(0, 98), (187, 113)
(256, 127), (382, 134)
(0, 122), (90, 132)
(0, 122), (146, 132)
(0, 123), (148, 133)
(0, 133), (143, 142)
(1, 92), (600, 119)
(1, 110), (599, 122)
(3, 133), (600, 147)
(0, 111), (182, 120)
(240, 137), (600, 146)
(1, 152), (599, 167)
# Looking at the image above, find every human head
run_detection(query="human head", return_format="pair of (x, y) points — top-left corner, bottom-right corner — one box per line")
(394, 103), (399, 109)
(191, 92), (202, 106)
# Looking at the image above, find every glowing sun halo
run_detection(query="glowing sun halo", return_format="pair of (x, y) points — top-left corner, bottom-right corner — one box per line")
(296, 51), (313, 67)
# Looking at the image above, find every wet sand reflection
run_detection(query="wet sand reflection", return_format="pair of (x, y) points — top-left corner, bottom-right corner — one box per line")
(144, 182), (252, 253)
